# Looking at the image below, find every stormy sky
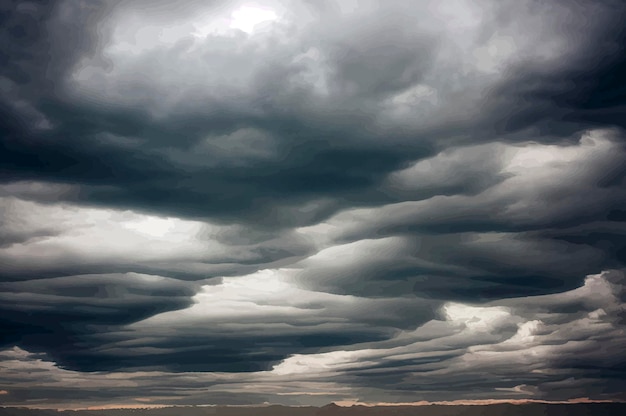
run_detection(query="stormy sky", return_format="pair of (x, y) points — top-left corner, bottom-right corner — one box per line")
(1, 0), (626, 409)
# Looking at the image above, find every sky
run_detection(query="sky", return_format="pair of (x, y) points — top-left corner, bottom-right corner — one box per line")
(1, 0), (626, 409)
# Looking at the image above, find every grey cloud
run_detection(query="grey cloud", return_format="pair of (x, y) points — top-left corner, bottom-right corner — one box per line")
(268, 271), (626, 403)
(292, 223), (612, 300)
(0, 273), (199, 370)
(1, 0), (626, 407)
(4, 0), (623, 228)
(0, 267), (625, 404)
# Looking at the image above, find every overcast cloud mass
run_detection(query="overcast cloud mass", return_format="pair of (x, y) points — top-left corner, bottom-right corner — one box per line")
(1, 0), (626, 409)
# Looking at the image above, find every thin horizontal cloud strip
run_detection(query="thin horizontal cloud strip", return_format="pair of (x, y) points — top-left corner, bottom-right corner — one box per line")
(1, 0), (626, 409)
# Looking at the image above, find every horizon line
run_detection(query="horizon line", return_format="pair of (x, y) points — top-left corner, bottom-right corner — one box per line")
(4, 397), (625, 411)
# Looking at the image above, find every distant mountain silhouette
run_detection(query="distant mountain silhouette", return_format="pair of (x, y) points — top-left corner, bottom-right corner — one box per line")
(2, 403), (626, 416)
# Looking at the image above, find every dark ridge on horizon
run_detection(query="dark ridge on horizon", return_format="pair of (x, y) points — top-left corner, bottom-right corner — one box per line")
(3, 403), (626, 416)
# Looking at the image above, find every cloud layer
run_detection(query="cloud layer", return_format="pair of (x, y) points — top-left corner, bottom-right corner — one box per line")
(1, 0), (626, 408)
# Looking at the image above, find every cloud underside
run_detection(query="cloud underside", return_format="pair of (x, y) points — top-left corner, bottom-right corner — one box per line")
(1, 0), (626, 407)
(2, 270), (626, 407)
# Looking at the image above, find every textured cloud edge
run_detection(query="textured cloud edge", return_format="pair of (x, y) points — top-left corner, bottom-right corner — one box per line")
(1, 269), (625, 408)
(1, 0), (626, 408)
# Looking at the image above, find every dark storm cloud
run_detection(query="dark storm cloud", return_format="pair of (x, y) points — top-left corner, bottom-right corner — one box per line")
(3, 0), (622, 227)
(471, 1), (626, 137)
(0, 273), (199, 372)
(1, 0), (626, 407)
(265, 271), (626, 403)
(1, 271), (626, 406)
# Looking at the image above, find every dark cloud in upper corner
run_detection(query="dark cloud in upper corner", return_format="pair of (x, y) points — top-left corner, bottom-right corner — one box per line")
(463, 0), (626, 140)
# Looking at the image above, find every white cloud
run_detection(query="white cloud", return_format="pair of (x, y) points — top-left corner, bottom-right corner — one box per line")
(0, 196), (251, 275)
(263, 270), (626, 398)
(443, 303), (516, 332)
(272, 349), (377, 376)
(128, 267), (373, 335)
(300, 128), (625, 247)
